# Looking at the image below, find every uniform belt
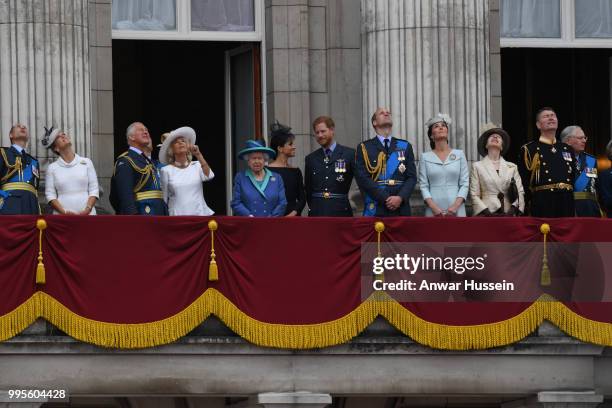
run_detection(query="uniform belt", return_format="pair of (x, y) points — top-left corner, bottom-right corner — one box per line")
(135, 191), (163, 201)
(531, 183), (573, 193)
(1, 182), (37, 195)
(574, 191), (598, 201)
(377, 180), (404, 186)
(312, 192), (348, 199)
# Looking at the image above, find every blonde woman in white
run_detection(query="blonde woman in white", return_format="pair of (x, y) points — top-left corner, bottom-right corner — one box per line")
(470, 124), (525, 216)
(159, 127), (215, 216)
(43, 127), (99, 215)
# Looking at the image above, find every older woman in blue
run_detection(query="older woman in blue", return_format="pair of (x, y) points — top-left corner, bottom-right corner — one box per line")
(418, 114), (469, 217)
(231, 140), (287, 217)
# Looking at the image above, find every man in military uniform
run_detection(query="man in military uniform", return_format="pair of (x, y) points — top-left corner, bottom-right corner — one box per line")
(355, 108), (417, 216)
(110, 122), (168, 215)
(560, 125), (602, 217)
(518, 108), (576, 217)
(305, 116), (355, 216)
(0, 123), (40, 215)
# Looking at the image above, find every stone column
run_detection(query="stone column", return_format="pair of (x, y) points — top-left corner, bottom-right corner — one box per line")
(502, 391), (604, 408)
(250, 392), (332, 408)
(0, 0), (91, 167)
(361, 0), (491, 162)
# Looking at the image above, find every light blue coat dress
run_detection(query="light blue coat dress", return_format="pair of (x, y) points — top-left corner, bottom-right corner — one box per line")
(418, 149), (470, 217)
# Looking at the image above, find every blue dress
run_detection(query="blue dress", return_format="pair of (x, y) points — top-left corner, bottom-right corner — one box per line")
(418, 149), (469, 217)
(231, 169), (287, 217)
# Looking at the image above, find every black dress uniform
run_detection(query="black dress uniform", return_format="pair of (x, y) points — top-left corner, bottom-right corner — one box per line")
(355, 137), (417, 216)
(518, 137), (576, 217)
(573, 152), (602, 217)
(0, 145), (40, 215)
(305, 143), (355, 216)
(110, 148), (168, 215)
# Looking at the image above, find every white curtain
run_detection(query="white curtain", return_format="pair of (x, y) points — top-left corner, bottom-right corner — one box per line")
(191, 0), (254, 32)
(112, 0), (177, 31)
(575, 0), (612, 38)
(501, 0), (560, 38)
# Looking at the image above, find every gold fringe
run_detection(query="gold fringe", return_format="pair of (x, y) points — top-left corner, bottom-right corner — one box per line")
(2, 291), (612, 349)
(0, 293), (42, 341)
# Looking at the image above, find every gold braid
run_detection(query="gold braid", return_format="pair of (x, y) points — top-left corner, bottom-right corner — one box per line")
(0, 148), (22, 183)
(523, 147), (540, 186)
(360, 143), (386, 181)
(114, 152), (157, 193)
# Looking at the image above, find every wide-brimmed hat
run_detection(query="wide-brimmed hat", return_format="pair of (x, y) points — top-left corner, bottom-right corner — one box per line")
(41, 126), (61, 149)
(478, 123), (510, 157)
(159, 127), (197, 164)
(237, 139), (276, 161)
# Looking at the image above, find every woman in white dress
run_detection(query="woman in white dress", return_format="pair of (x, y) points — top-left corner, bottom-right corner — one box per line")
(43, 127), (99, 215)
(159, 127), (215, 216)
(470, 124), (525, 216)
(418, 114), (470, 217)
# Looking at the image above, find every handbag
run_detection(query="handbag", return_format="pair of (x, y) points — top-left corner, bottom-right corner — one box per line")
(507, 177), (519, 204)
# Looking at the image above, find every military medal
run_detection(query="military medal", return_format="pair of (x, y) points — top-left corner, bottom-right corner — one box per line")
(551, 146), (557, 153)
(398, 150), (405, 162)
(32, 167), (39, 178)
(399, 163), (406, 174)
(324, 156), (330, 164)
(562, 152), (572, 161)
(586, 168), (597, 178)
(336, 175), (345, 182)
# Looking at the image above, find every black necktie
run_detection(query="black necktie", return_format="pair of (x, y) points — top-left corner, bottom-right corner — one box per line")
(384, 139), (390, 153)
(20, 150), (28, 164)
(325, 148), (332, 160)
(142, 153), (152, 164)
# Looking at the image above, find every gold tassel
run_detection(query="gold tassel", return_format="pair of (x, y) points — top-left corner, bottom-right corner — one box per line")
(540, 223), (551, 286)
(208, 220), (219, 281)
(374, 221), (385, 284)
(35, 219), (47, 285)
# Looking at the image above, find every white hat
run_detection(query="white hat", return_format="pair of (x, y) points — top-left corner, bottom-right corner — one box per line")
(159, 127), (196, 164)
(41, 126), (61, 149)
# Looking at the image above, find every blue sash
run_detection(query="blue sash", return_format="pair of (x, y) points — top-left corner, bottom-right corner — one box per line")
(575, 155), (597, 193)
(363, 140), (409, 216)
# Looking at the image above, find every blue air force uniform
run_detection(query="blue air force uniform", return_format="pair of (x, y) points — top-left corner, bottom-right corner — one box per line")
(0, 145), (40, 215)
(304, 143), (355, 217)
(355, 136), (417, 216)
(518, 138), (577, 217)
(110, 147), (168, 215)
(573, 152), (602, 217)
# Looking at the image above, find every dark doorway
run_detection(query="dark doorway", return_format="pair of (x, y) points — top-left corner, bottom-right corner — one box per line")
(501, 48), (611, 166)
(112, 40), (258, 215)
